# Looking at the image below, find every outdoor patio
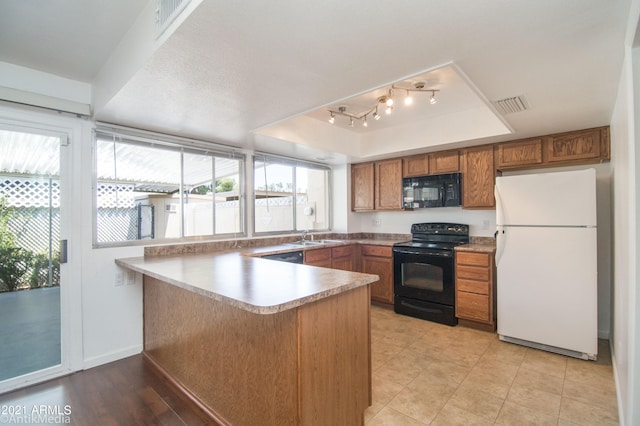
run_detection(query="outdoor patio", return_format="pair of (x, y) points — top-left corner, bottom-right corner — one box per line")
(0, 287), (60, 381)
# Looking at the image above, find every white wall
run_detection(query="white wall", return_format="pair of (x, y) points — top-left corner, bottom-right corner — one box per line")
(610, 3), (640, 425)
(0, 103), (145, 374)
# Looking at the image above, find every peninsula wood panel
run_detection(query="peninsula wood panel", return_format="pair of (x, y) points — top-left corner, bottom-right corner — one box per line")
(374, 158), (403, 210)
(298, 285), (370, 425)
(144, 276), (298, 425)
(351, 162), (375, 211)
(143, 276), (372, 425)
(496, 138), (544, 169)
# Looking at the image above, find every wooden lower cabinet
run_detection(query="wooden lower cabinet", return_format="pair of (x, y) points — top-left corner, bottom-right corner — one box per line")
(360, 245), (394, 305)
(331, 245), (356, 271)
(304, 245), (356, 271)
(304, 247), (332, 268)
(455, 251), (496, 331)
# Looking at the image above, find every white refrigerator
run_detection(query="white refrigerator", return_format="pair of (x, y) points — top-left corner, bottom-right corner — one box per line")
(495, 168), (598, 360)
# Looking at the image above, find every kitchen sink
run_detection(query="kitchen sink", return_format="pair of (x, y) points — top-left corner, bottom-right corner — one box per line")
(285, 239), (344, 247)
(285, 241), (324, 246)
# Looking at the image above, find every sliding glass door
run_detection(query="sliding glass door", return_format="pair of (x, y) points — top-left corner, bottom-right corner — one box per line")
(0, 125), (65, 384)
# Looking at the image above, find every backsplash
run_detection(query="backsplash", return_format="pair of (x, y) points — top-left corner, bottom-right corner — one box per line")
(143, 232), (412, 257)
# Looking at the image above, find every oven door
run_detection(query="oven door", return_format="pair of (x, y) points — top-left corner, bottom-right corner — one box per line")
(393, 248), (455, 306)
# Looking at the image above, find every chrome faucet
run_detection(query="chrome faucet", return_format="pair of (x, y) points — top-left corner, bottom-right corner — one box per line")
(300, 230), (308, 242)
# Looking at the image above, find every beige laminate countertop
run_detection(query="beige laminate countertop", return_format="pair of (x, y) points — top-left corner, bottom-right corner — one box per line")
(455, 243), (497, 253)
(116, 239), (402, 315)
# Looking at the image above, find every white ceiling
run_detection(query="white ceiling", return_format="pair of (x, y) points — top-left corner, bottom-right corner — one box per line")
(0, 0), (631, 164)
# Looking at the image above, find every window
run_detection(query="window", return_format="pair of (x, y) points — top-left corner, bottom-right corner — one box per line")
(253, 155), (330, 235)
(94, 128), (244, 245)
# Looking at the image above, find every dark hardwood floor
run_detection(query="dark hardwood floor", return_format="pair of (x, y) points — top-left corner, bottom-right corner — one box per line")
(0, 354), (216, 425)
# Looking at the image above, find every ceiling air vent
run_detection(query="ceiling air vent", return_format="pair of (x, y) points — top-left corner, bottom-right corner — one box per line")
(492, 95), (529, 115)
(156, 0), (191, 37)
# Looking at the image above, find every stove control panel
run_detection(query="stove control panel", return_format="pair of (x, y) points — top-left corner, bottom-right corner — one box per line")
(410, 222), (469, 235)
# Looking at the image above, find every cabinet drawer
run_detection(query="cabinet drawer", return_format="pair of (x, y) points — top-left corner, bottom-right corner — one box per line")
(456, 265), (490, 281)
(304, 248), (331, 263)
(332, 245), (355, 258)
(360, 245), (392, 258)
(456, 252), (490, 267)
(457, 292), (490, 322)
(457, 278), (489, 295)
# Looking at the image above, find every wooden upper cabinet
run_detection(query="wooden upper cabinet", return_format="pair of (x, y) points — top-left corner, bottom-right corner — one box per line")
(375, 159), (403, 210)
(461, 145), (495, 209)
(429, 150), (460, 174)
(546, 127), (607, 163)
(496, 138), (543, 169)
(351, 162), (375, 211)
(403, 154), (429, 177)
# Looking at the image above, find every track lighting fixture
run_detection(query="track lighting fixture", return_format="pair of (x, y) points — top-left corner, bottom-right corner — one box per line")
(326, 82), (439, 127)
(404, 89), (413, 105)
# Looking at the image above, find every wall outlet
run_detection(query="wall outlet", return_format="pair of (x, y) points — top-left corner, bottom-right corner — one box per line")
(115, 271), (124, 287)
(125, 271), (135, 286)
(482, 219), (490, 230)
(373, 219), (382, 226)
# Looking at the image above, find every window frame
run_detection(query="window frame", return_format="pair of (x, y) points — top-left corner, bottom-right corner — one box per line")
(93, 125), (246, 248)
(252, 153), (331, 236)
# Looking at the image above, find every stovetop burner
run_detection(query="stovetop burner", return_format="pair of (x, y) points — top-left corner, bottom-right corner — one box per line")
(394, 222), (469, 252)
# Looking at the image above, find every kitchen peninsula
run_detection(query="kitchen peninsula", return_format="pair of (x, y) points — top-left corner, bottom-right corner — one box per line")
(116, 245), (380, 425)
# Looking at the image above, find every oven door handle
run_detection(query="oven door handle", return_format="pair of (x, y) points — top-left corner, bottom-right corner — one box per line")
(393, 249), (452, 257)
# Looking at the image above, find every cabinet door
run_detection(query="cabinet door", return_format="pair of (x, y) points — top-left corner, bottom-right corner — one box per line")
(429, 150), (460, 174)
(304, 248), (332, 267)
(496, 139), (543, 169)
(351, 162), (374, 211)
(375, 159), (403, 210)
(461, 146), (495, 209)
(403, 154), (429, 177)
(545, 128), (603, 163)
(361, 255), (393, 304)
(331, 245), (355, 271)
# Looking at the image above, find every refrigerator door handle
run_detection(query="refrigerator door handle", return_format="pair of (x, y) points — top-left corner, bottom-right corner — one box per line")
(495, 228), (505, 267)
(494, 184), (505, 226)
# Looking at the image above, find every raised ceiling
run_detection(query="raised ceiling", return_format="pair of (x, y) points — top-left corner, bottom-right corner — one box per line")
(0, 0), (631, 164)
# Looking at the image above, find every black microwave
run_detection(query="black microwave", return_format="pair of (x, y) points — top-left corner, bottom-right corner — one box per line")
(402, 172), (462, 208)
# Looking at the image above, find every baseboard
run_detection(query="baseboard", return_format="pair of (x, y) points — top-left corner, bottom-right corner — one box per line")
(82, 344), (142, 370)
(598, 328), (611, 339)
(610, 339), (626, 426)
(143, 352), (227, 425)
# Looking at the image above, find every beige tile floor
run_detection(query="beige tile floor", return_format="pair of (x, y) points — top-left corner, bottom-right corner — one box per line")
(366, 305), (619, 425)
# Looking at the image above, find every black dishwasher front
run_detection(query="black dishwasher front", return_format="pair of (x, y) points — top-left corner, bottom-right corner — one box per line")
(261, 251), (303, 264)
